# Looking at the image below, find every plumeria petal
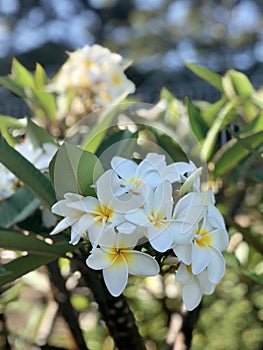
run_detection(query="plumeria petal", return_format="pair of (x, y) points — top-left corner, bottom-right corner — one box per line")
(86, 248), (115, 270)
(210, 228), (229, 251)
(148, 226), (173, 252)
(125, 209), (151, 227)
(170, 221), (195, 245)
(192, 241), (211, 275)
(175, 263), (193, 284)
(111, 157), (137, 180)
(182, 278), (202, 311)
(207, 248), (226, 284)
(198, 270), (216, 295)
(173, 244), (192, 265)
(103, 255), (128, 296)
(126, 250), (160, 276)
(50, 217), (75, 235)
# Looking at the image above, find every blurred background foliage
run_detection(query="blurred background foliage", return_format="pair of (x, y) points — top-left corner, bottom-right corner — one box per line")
(0, 1), (262, 349)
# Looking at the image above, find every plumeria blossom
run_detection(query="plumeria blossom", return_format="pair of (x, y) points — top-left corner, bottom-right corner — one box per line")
(0, 163), (16, 198)
(50, 192), (87, 245)
(49, 152), (229, 308)
(15, 139), (58, 171)
(86, 228), (160, 296)
(175, 263), (216, 311)
(46, 44), (135, 119)
(173, 216), (229, 283)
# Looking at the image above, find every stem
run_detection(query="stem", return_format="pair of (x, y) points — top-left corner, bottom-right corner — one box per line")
(47, 260), (89, 350)
(72, 254), (146, 350)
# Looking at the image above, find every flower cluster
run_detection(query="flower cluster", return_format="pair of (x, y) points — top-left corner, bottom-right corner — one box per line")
(50, 153), (229, 310)
(47, 44), (135, 120)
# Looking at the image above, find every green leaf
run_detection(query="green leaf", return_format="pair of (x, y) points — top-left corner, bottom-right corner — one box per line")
(0, 137), (56, 208)
(77, 150), (104, 196)
(0, 115), (26, 129)
(0, 76), (26, 98)
(27, 89), (56, 120)
(202, 99), (237, 161)
(229, 70), (254, 98)
(185, 63), (223, 91)
(49, 143), (83, 199)
(82, 106), (118, 153)
(0, 187), (40, 228)
(185, 96), (209, 141)
(10, 58), (35, 89)
(213, 131), (263, 177)
(34, 63), (48, 89)
(26, 118), (55, 148)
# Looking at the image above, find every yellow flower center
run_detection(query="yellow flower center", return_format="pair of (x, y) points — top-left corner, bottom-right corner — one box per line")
(194, 228), (212, 248)
(92, 204), (114, 225)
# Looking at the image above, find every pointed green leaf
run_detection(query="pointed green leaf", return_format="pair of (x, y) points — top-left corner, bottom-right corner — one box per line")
(49, 143), (82, 199)
(0, 137), (56, 208)
(185, 63), (223, 91)
(77, 150), (104, 196)
(26, 118), (56, 148)
(34, 63), (48, 88)
(229, 70), (254, 98)
(185, 96), (209, 141)
(0, 115), (26, 129)
(11, 58), (35, 89)
(26, 89), (56, 120)
(213, 131), (263, 176)
(82, 105), (118, 153)
(0, 187), (40, 228)
(0, 76), (26, 98)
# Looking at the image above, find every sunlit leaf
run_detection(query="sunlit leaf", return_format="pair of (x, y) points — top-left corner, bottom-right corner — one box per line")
(229, 70), (254, 98)
(185, 96), (209, 141)
(0, 115), (26, 129)
(185, 62), (223, 91)
(34, 63), (48, 88)
(0, 76), (26, 98)
(10, 58), (35, 89)
(213, 131), (263, 177)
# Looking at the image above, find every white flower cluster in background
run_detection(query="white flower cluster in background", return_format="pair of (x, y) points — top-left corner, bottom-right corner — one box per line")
(0, 138), (57, 199)
(47, 44), (135, 119)
(50, 153), (229, 310)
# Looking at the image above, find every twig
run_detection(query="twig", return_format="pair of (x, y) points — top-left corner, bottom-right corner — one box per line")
(72, 254), (146, 350)
(47, 260), (89, 350)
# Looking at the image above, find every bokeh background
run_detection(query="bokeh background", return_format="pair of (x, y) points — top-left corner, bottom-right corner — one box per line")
(0, 0), (263, 114)
(0, 1), (262, 350)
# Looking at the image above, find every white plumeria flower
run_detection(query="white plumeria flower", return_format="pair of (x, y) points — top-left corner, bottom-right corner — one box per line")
(50, 192), (87, 245)
(86, 228), (160, 297)
(111, 153), (181, 205)
(175, 263), (217, 311)
(125, 181), (174, 252)
(173, 217), (228, 283)
(178, 161), (202, 196)
(15, 139), (58, 171)
(201, 189), (228, 230)
(172, 192), (205, 245)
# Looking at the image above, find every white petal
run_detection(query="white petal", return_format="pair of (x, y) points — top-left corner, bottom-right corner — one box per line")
(174, 192), (202, 217)
(207, 248), (226, 284)
(148, 226), (173, 252)
(206, 205), (226, 229)
(174, 162), (193, 176)
(182, 278), (202, 311)
(145, 153), (166, 169)
(192, 241), (211, 275)
(153, 181), (173, 214)
(50, 217), (75, 235)
(111, 157), (137, 180)
(163, 163), (180, 183)
(175, 263), (192, 284)
(67, 196), (99, 213)
(64, 192), (84, 201)
(210, 228), (229, 251)
(125, 209), (150, 227)
(117, 221), (136, 234)
(69, 228), (83, 245)
(173, 244), (192, 265)
(169, 221), (195, 245)
(103, 255), (128, 296)
(126, 250), (160, 276)
(86, 248), (115, 270)
(198, 270), (216, 295)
